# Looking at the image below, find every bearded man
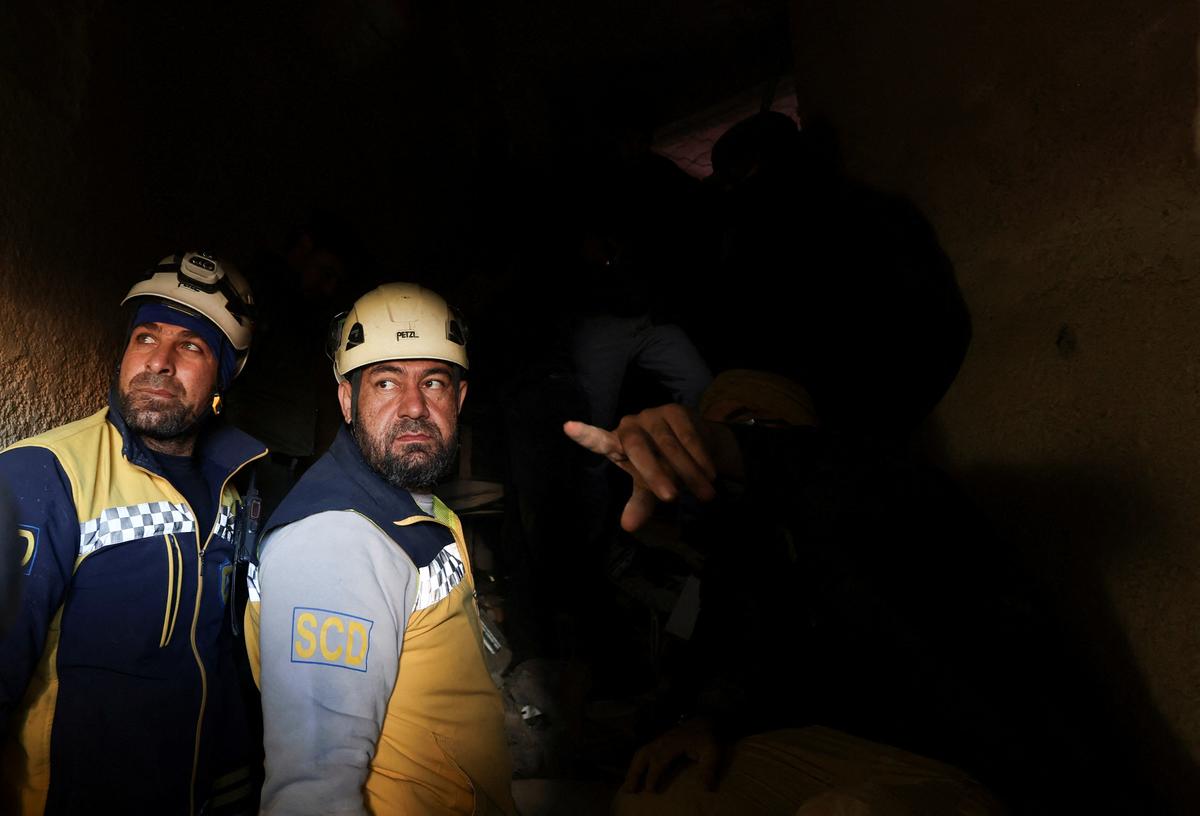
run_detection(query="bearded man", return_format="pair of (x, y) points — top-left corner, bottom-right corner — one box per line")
(0, 252), (266, 814)
(245, 283), (515, 815)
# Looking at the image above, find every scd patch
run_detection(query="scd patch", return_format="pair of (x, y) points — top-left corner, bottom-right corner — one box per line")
(291, 607), (372, 671)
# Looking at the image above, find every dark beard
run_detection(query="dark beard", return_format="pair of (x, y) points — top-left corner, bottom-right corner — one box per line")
(353, 413), (458, 492)
(117, 371), (206, 441)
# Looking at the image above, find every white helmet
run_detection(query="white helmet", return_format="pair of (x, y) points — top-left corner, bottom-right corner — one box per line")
(329, 283), (468, 382)
(122, 251), (256, 376)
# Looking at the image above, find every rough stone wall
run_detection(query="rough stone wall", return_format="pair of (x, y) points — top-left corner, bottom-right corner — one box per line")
(0, 3), (121, 444)
(791, 0), (1200, 807)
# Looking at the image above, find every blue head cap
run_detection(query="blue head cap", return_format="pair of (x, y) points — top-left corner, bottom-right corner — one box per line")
(131, 301), (239, 392)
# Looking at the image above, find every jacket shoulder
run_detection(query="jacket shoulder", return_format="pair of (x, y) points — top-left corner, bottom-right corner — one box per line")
(0, 408), (152, 527)
(1, 409), (111, 499)
(3, 407), (110, 457)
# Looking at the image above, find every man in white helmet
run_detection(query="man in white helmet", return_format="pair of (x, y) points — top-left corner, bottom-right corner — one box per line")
(0, 252), (267, 815)
(245, 283), (515, 815)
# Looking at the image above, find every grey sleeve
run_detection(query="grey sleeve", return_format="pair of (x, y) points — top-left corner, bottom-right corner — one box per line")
(256, 511), (417, 816)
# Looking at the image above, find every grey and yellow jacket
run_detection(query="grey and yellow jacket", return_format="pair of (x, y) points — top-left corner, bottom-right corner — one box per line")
(0, 396), (267, 815)
(245, 426), (514, 815)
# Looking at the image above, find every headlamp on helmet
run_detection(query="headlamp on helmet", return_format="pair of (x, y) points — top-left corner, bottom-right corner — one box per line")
(122, 251), (257, 378)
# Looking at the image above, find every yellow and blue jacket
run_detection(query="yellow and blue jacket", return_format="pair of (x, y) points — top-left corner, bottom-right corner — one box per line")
(0, 398), (266, 815)
(245, 426), (514, 815)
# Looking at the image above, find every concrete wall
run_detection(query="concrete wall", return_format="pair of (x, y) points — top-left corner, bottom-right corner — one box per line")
(791, 0), (1200, 807)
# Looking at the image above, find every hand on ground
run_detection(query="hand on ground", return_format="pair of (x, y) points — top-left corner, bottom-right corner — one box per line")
(621, 717), (722, 794)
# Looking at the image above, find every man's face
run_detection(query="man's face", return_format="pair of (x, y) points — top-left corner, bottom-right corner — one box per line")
(117, 322), (219, 440)
(339, 359), (468, 492)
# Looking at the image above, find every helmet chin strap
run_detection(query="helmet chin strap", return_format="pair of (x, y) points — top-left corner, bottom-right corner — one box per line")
(348, 369), (364, 424)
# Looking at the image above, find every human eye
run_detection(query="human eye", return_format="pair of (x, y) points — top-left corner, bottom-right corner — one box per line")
(423, 378), (448, 390)
(135, 332), (157, 345)
(181, 341), (204, 353)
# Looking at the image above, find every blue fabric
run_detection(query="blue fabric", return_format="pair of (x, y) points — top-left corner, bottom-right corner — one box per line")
(0, 405), (266, 813)
(133, 302), (238, 390)
(259, 425), (450, 569)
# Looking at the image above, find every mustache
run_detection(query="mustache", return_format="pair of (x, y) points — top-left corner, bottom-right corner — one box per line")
(389, 417), (442, 439)
(127, 371), (184, 398)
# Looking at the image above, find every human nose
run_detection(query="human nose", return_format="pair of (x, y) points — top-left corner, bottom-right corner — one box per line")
(144, 342), (176, 375)
(395, 382), (430, 419)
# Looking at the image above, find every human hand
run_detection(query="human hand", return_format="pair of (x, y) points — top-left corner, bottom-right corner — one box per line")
(622, 716), (722, 794)
(563, 404), (741, 531)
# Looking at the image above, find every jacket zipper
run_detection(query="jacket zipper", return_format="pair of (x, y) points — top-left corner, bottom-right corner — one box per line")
(132, 449), (267, 816)
(187, 545), (207, 816)
(186, 451), (267, 816)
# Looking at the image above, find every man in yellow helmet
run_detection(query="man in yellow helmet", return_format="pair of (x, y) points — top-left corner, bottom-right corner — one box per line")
(0, 251), (267, 814)
(245, 283), (514, 815)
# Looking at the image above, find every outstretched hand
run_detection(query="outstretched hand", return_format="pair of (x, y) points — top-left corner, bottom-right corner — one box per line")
(563, 404), (742, 532)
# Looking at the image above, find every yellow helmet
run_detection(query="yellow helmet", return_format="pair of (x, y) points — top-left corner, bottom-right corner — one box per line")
(328, 283), (468, 382)
(122, 251), (256, 376)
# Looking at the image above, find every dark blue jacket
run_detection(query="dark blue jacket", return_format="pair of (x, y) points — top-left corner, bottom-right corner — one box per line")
(0, 396), (266, 815)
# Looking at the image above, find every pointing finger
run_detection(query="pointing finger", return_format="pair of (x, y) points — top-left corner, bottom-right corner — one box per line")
(563, 420), (625, 462)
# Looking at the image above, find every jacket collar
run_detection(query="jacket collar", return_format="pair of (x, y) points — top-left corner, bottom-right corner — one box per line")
(258, 425), (449, 568)
(327, 425), (427, 521)
(106, 388), (267, 477)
